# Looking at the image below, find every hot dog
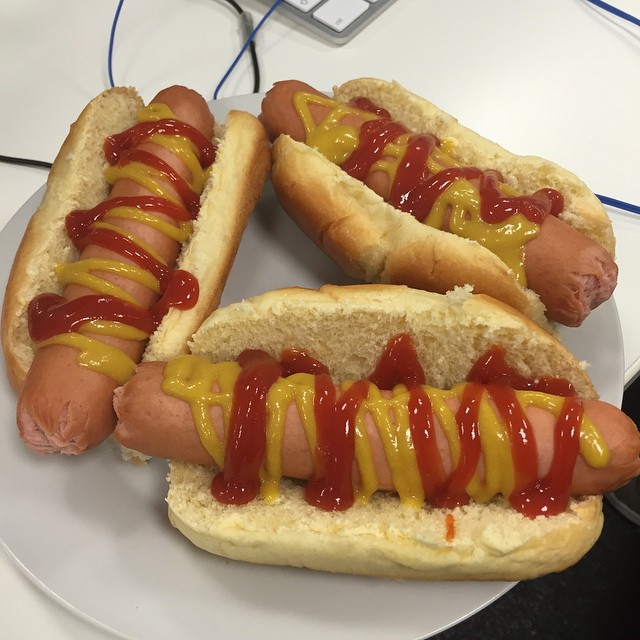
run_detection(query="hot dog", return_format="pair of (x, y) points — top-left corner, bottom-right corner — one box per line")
(113, 285), (640, 580)
(1, 85), (270, 455)
(260, 79), (618, 328)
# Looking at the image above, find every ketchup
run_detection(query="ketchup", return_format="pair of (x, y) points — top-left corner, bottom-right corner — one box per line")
(65, 196), (193, 243)
(104, 118), (217, 168)
(211, 352), (282, 505)
(27, 116), (212, 343)
(113, 148), (201, 215)
(210, 336), (583, 518)
(305, 377), (369, 511)
(509, 397), (583, 516)
(408, 385), (447, 498)
(431, 382), (484, 509)
(368, 333), (426, 388)
(345, 98), (564, 223)
(467, 345), (576, 397)
(28, 293), (155, 342)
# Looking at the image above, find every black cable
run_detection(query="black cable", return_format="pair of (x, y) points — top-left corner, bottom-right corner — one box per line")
(0, 154), (52, 169)
(216, 0), (264, 96)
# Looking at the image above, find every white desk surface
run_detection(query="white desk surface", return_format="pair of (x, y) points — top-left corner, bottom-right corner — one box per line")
(1, 1), (639, 638)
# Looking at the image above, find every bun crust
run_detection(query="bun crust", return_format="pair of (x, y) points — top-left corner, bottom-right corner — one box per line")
(143, 110), (270, 362)
(166, 284), (602, 580)
(1, 93), (270, 390)
(271, 135), (546, 325)
(270, 77), (616, 327)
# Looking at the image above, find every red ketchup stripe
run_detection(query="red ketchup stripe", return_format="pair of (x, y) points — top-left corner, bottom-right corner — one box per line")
(211, 353), (283, 505)
(116, 148), (201, 216)
(486, 384), (539, 494)
(408, 385), (447, 497)
(212, 337), (581, 519)
(431, 382), (484, 509)
(305, 377), (369, 512)
(104, 118), (217, 168)
(66, 195), (192, 244)
(341, 118), (408, 182)
(368, 333), (426, 388)
(348, 97), (392, 119)
(27, 293), (155, 341)
(388, 134), (438, 214)
(280, 348), (330, 376)
(509, 397), (583, 516)
(341, 98), (564, 222)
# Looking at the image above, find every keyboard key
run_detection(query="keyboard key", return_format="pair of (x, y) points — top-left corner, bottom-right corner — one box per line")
(284, 0), (324, 12)
(257, 0), (397, 45)
(313, 0), (370, 33)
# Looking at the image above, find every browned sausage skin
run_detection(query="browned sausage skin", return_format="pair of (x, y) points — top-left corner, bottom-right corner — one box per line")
(260, 81), (617, 327)
(18, 87), (215, 455)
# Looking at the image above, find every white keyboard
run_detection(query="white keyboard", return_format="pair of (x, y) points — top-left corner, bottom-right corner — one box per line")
(258, 0), (398, 45)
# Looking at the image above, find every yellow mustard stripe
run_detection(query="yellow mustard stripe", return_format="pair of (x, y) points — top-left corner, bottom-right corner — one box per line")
(148, 133), (206, 193)
(426, 179), (539, 285)
(351, 389), (379, 504)
(103, 162), (182, 204)
(160, 355), (610, 507)
(139, 102), (176, 122)
(260, 373), (319, 502)
(55, 260), (148, 305)
(293, 91), (379, 165)
(516, 390), (610, 468)
(292, 91), (542, 287)
(79, 320), (149, 342)
(429, 386), (462, 469)
(366, 383), (424, 508)
(465, 391), (516, 503)
(105, 205), (193, 243)
(90, 221), (168, 266)
(261, 377), (297, 503)
(138, 103), (209, 193)
(38, 333), (137, 384)
(162, 357), (240, 467)
(58, 256), (159, 293)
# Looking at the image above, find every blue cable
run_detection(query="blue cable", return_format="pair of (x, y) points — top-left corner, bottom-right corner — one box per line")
(107, 0), (125, 88)
(103, 0), (639, 216)
(213, 0), (284, 100)
(584, 0), (640, 27)
(585, 1), (640, 214)
(107, 0), (281, 94)
(597, 194), (640, 215)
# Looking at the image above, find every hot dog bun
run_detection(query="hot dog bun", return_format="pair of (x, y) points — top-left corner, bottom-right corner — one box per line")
(1, 87), (270, 391)
(166, 284), (605, 580)
(268, 78), (616, 328)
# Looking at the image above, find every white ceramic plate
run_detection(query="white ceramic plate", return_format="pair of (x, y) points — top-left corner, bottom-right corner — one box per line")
(0, 94), (624, 640)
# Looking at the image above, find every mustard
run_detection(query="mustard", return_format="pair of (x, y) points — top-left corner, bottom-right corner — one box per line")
(105, 204), (193, 243)
(80, 319), (149, 342)
(39, 333), (138, 385)
(42, 101), (203, 383)
(292, 92), (378, 165)
(292, 91), (543, 286)
(160, 354), (610, 510)
(55, 258), (159, 304)
(517, 390), (610, 468)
